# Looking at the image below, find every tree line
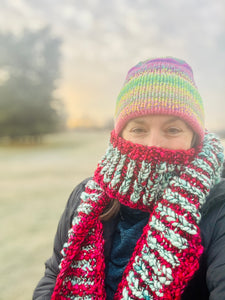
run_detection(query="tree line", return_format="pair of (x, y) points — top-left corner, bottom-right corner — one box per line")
(0, 27), (65, 141)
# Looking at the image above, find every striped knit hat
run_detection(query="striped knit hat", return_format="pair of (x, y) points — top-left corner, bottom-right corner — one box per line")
(114, 57), (205, 143)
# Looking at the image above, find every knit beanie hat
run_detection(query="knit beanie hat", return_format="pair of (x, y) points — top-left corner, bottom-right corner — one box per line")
(114, 57), (205, 143)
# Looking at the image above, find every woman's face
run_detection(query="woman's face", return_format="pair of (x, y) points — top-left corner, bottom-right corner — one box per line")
(121, 115), (194, 150)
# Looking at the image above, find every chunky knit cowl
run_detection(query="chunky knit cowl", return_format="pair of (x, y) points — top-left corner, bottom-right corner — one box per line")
(51, 130), (224, 300)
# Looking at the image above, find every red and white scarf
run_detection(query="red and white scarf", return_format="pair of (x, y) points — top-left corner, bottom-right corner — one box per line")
(51, 130), (224, 299)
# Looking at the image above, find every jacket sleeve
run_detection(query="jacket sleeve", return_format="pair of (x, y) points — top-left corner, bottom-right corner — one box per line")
(32, 179), (89, 300)
(204, 183), (225, 299)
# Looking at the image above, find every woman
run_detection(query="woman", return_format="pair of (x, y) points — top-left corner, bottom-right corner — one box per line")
(33, 57), (225, 299)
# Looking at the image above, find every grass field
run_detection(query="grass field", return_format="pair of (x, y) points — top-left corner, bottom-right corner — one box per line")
(0, 129), (110, 300)
(1, 130), (224, 300)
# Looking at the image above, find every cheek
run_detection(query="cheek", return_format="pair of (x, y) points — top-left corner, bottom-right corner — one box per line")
(121, 130), (149, 146)
(172, 133), (194, 150)
(185, 131), (195, 149)
(121, 130), (129, 140)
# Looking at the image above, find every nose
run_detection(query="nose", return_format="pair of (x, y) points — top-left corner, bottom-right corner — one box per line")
(145, 131), (162, 147)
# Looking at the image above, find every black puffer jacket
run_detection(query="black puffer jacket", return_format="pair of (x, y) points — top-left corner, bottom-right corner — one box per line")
(33, 178), (225, 300)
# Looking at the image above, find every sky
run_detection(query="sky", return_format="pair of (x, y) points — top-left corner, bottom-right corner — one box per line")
(0, 0), (225, 130)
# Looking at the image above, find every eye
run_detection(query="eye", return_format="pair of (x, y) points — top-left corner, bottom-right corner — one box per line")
(131, 127), (147, 134)
(166, 127), (182, 135)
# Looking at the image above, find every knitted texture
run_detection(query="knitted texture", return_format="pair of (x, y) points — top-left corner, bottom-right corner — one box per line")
(51, 131), (224, 300)
(114, 57), (204, 143)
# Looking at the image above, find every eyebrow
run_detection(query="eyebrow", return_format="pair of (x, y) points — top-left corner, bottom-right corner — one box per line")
(129, 116), (180, 125)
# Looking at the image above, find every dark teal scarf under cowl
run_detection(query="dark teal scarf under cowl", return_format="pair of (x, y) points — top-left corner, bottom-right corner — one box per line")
(105, 206), (149, 299)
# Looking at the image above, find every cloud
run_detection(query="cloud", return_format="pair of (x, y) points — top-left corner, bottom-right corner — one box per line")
(1, 0), (225, 129)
